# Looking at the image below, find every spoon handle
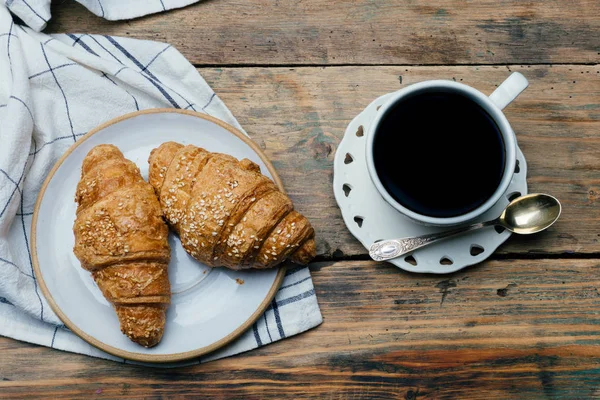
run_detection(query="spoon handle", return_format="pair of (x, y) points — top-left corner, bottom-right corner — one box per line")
(369, 220), (496, 261)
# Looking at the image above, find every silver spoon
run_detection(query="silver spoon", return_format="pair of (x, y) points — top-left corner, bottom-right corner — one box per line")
(369, 193), (561, 262)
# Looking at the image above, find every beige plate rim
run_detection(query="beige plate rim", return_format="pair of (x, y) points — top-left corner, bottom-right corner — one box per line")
(31, 108), (287, 363)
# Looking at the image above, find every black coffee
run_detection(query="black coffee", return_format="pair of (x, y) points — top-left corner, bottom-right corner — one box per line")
(373, 91), (505, 218)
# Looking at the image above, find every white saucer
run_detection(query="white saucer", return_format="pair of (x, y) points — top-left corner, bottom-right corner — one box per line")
(333, 93), (528, 274)
(32, 109), (285, 362)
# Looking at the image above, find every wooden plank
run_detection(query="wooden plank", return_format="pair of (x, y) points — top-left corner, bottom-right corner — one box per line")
(46, 1), (600, 66)
(1, 259), (600, 398)
(196, 64), (600, 257)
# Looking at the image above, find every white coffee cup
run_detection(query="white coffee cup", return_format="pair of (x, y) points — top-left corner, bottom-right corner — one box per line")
(365, 72), (529, 227)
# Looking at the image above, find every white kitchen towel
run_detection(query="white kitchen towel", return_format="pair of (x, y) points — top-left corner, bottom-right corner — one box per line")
(0, 1), (322, 365)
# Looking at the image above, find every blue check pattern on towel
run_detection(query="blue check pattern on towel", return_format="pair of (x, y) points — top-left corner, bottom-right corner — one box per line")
(0, 0), (322, 365)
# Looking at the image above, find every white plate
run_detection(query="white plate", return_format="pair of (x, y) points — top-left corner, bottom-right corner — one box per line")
(333, 93), (528, 274)
(32, 109), (285, 363)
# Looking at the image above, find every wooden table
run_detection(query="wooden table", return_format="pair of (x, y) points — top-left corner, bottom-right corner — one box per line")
(2, 1), (599, 398)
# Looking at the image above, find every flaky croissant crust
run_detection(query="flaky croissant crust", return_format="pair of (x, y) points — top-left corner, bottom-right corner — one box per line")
(148, 142), (316, 270)
(73, 144), (171, 347)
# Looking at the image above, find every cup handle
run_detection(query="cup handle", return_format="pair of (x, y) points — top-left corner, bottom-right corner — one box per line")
(489, 72), (529, 110)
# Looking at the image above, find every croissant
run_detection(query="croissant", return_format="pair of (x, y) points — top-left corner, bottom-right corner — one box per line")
(148, 142), (316, 270)
(73, 144), (171, 347)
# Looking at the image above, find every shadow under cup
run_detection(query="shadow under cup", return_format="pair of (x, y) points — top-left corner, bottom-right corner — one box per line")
(371, 88), (508, 221)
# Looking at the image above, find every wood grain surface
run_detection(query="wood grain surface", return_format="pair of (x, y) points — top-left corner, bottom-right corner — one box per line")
(46, 0), (600, 66)
(2, 1), (599, 399)
(2, 259), (600, 398)
(197, 65), (600, 258)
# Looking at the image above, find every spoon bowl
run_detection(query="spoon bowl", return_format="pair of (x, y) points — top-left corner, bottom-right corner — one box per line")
(499, 194), (561, 234)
